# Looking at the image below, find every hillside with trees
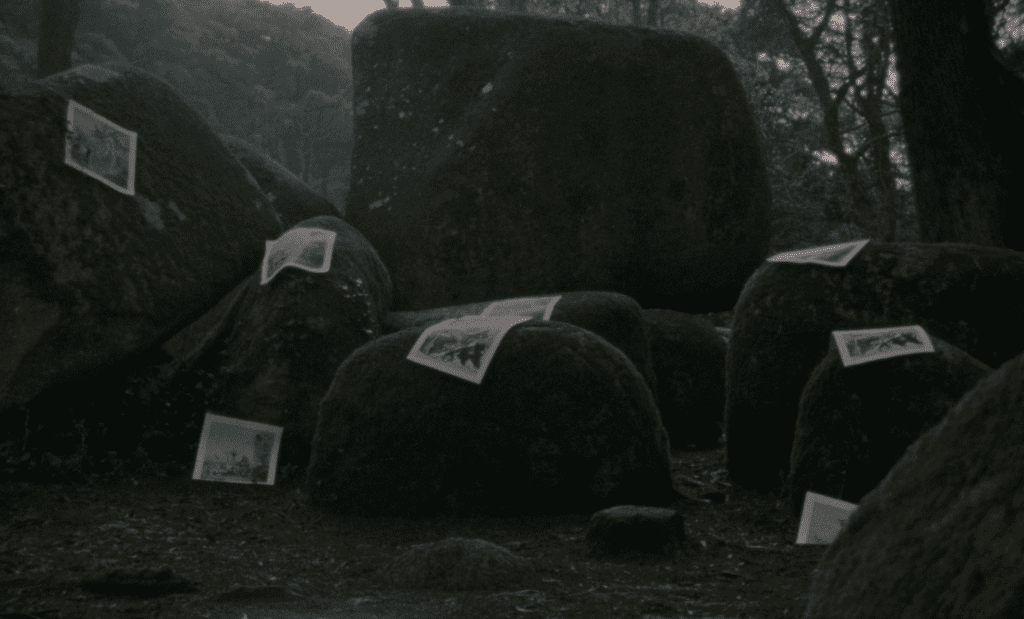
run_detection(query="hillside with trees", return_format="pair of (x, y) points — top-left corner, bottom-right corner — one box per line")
(3, 0), (1023, 252)
(0, 0), (353, 213)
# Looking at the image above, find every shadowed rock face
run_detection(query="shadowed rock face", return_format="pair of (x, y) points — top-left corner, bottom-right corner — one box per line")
(788, 332), (992, 517)
(220, 134), (342, 221)
(156, 215), (394, 475)
(0, 62), (291, 417)
(803, 347), (1024, 618)
(345, 7), (772, 314)
(305, 319), (681, 518)
(725, 241), (1024, 493)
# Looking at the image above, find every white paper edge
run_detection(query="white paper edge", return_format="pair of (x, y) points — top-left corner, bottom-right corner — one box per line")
(832, 325), (935, 367)
(795, 491), (858, 545)
(64, 99), (138, 196)
(541, 295), (562, 320)
(480, 295), (562, 320)
(766, 239), (870, 267)
(406, 316), (531, 384)
(191, 413), (284, 486)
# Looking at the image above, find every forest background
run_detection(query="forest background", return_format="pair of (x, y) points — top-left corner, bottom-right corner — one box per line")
(1, 0), (1023, 255)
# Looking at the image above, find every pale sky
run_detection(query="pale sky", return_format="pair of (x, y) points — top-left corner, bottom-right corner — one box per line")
(272, 0), (741, 34)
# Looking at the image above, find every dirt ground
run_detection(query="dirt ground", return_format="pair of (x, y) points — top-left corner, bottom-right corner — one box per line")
(0, 442), (827, 619)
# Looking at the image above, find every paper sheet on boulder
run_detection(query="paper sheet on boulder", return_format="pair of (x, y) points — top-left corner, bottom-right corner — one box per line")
(406, 315), (533, 385)
(64, 99), (138, 195)
(766, 239), (869, 267)
(479, 296), (561, 320)
(830, 325), (934, 367)
(795, 491), (857, 545)
(261, 227), (337, 285)
(382, 291), (658, 395)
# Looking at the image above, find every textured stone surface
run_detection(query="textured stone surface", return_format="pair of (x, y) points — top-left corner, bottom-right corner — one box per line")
(384, 290), (657, 396)
(642, 309), (726, 450)
(789, 332), (992, 517)
(585, 505), (686, 559)
(305, 320), (681, 517)
(803, 348), (1024, 618)
(0, 62), (334, 417)
(725, 241), (1024, 492)
(159, 215), (393, 475)
(346, 7), (772, 314)
(381, 537), (537, 591)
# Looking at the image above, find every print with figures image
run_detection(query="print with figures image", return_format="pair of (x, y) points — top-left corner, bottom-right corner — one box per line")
(796, 491), (857, 545)
(191, 413), (284, 485)
(64, 100), (138, 196)
(479, 295), (562, 320)
(260, 227), (337, 285)
(406, 316), (533, 385)
(765, 239), (870, 267)
(831, 325), (935, 367)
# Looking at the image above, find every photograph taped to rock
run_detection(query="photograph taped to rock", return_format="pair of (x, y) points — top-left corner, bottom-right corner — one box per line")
(479, 295), (562, 320)
(260, 227), (337, 285)
(192, 413), (283, 486)
(831, 325), (935, 367)
(796, 491), (857, 545)
(406, 315), (532, 384)
(766, 239), (870, 267)
(64, 99), (138, 196)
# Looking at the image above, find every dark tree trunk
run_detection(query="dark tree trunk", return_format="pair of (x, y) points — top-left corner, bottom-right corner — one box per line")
(647, 0), (660, 26)
(411, 0), (425, 8)
(383, 0), (399, 9)
(890, 0), (1024, 249)
(857, 0), (903, 241)
(37, 0), (82, 79)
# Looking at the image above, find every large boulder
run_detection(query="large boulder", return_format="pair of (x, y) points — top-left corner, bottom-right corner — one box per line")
(383, 290), (657, 396)
(0, 62), (331, 418)
(585, 505), (688, 559)
(346, 8), (772, 314)
(642, 309), (726, 450)
(158, 215), (393, 477)
(219, 134), (342, 221)
(788, 332), (992, 517)
(305, 320), (681, 517)
(725, 242), (1024, 492)
(803, 348), (1024, 618)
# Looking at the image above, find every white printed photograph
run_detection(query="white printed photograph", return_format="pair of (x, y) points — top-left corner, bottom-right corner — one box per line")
(479, 295), (562, 321)
(831, 325), (935, 367)
(796, 491), (858, 545)
(192, 413), (283, 486)
(766, 239), (870, 268)
(260, 227), (337, 285)
(406, 315), (532, 385)
(64, 99), (138, 196)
